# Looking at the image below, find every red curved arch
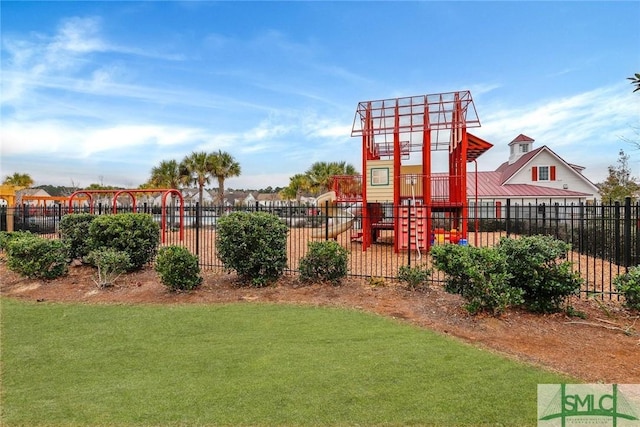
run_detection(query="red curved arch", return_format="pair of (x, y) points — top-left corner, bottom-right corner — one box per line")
(113, 190), (137, 213)
(67, 189), (184, 242)
(161, 189), (185, 243)
(68, 191), (95, 213)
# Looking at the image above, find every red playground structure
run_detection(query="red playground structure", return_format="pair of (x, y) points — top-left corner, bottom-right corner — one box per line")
(67, 189), (184, 243)
(331, 90), (493, 252)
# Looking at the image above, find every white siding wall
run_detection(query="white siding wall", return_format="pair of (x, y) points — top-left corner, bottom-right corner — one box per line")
(507, 151), (599, 199)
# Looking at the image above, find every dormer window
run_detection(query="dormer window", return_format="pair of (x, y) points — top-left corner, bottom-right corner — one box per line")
(519, 144), (529, 153)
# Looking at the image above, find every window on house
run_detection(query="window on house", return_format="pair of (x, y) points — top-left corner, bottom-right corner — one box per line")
(370, 168), (389, 186)
(520, 144), (529, 153)
(538, 166), (549, 181)
(532, 165), (556, 182)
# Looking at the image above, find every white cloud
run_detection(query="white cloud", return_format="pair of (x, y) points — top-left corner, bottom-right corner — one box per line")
(1, 121), (71, 155)
(1, 120), (208, 158)
(472, 84), (640, 182)
(478, 84), (638, 148)
(1, 15), (186, 109)
(50, 16), (106, 55)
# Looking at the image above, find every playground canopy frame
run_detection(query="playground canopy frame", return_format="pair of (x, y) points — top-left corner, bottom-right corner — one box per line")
(347, 90), (490, 253)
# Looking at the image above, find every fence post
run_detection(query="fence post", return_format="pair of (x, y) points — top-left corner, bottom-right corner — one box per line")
(57, 203), (62, 236)
(600, 203), (605, 259)
(636, 201), (640, 268)
(578, 202), (584, 254)
(22, 203), (27, 231)
(195, 202), (200, 256)
(614, 201), (621, 266)
(324, 200), (329, 241)
(505, 199), (511, 237)
(0, 205), (5, 232)
(553, 203), (560, 238)
(407, 199), (412, 268)
(623, 197), (631, 271)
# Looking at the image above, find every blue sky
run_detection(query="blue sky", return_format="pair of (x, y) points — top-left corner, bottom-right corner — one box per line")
(2, 1), (639, 190)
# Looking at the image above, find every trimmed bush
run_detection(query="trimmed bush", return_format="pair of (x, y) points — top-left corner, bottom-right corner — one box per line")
(5, 234), (68, 279)
(614, 266), (640, 311)
(155, 246), (202, 291)
(88, 213), (160, 271)
(0, 231), (33, 252)
(85, 249), (132, 288)
(299, 240), (349, 285)
(430, 244), (522, 315)
(397, 264), (431, 291)
(59, 213), (96, 259)
(497, 235), (582, 313)
(216, 211), (288, 287)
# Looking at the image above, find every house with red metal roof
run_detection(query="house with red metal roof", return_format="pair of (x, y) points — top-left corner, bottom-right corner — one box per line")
(468, 134), (599, 202)
(466, 134), (599, 220)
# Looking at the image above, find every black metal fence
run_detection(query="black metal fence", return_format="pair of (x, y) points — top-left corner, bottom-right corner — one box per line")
(3, 197), (639, 299)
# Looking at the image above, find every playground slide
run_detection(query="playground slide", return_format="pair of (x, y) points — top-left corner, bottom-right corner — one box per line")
(315, 191), (342, 218)
(311, 191), (358, 238)
(311, 219), (355, 239)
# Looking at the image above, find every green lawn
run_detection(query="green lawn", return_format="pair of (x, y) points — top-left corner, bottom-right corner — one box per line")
(1, 298), (573, 426)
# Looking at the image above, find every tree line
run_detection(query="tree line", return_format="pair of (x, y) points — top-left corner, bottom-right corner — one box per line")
(143, 150), (240, 208)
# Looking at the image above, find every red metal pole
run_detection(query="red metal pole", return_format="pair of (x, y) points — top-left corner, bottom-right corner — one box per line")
(393, 99), (401, 253)
(423, 96), (432, 253)
(361, 102), (371, 251)
(474, 159), (479, 246)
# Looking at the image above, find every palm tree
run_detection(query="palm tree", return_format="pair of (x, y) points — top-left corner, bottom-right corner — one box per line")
(629, 73), (640, 93)
(281, 173), (311, 202)
(304, 161), (358, 195)
(210, 150), (241, 205)
(148, 159), (184, 220)
(3, 172), (34, 188)
(179, 151), (214, 210)
(149, 160), (183, 189)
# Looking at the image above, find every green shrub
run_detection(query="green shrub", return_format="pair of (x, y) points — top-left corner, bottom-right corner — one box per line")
(88, 213), (160, 271)
(614, 266), (640, 311)
(497, 235), (583, 313)
(5, 234), (68, 279)
(59, 213), (96, 259)
(299, 241), (349, 285)
(216, 211), (288, 287)
(430, 244), (522, 315)
(397, 264), (431, 291)
(155, 246), (202, 291)
(0, 231), (33, 252)
(85, 249), (132, 288)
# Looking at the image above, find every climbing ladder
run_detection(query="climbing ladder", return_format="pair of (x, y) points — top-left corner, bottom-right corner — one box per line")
(397, 206), (428, 251)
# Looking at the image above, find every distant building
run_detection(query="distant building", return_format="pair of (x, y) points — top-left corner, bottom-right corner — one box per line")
(468, 134), (600, 219)
(256, 193), (286, 207)
(16, 189), (51, 205)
